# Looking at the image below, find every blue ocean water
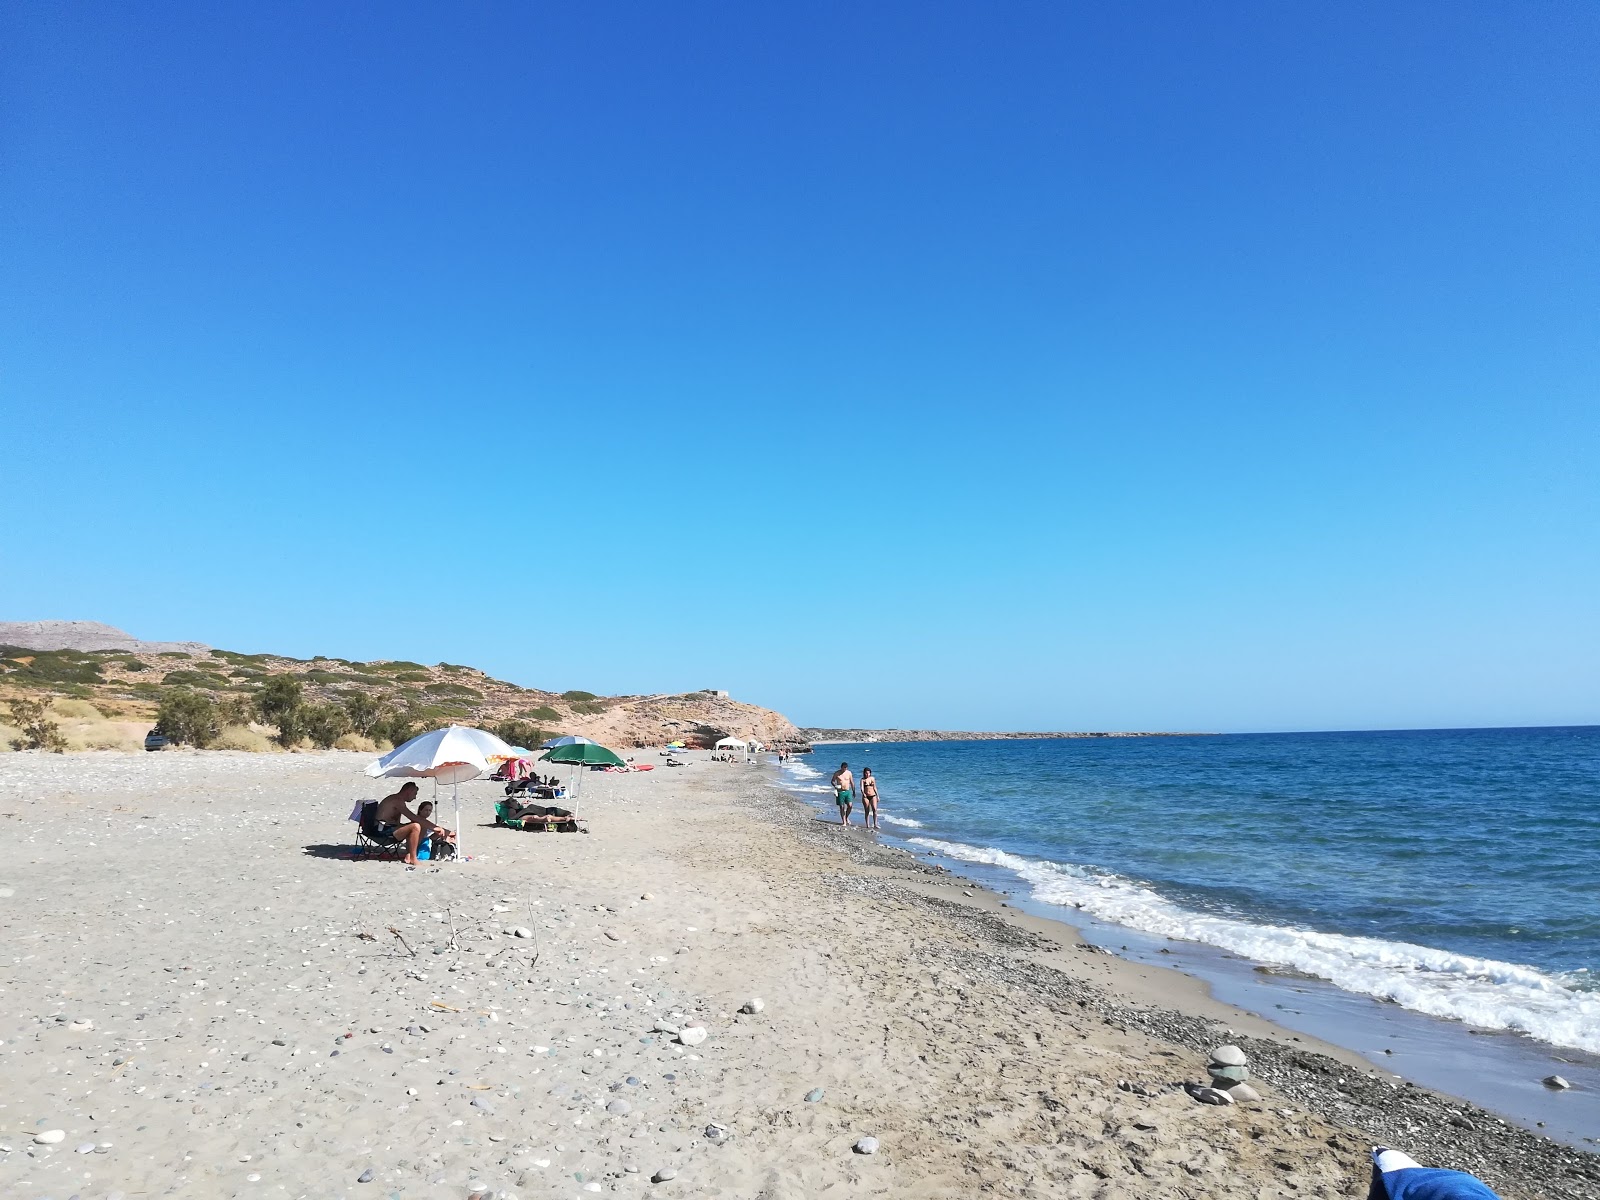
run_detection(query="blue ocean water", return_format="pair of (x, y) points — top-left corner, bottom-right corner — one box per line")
(781, 727), (1600, 1053)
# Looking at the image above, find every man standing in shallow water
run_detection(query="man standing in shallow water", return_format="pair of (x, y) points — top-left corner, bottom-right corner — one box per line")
(830, 761), (855, 825)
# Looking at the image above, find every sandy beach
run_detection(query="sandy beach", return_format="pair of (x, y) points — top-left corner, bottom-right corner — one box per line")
(3, 750), (1596, 1200)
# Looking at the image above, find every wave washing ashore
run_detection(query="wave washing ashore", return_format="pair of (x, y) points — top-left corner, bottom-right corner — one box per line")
(781, 727), (1600, 1136)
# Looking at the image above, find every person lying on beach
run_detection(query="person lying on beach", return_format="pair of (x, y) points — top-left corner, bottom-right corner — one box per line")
(830, 762), (855, 826)
(373, 781), (431, 866)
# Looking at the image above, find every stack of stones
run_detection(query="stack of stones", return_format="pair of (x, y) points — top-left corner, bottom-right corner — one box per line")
(1207, 1044), (1259, 1102)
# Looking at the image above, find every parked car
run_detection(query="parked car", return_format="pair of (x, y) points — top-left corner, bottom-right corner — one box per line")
(144, 730), (169, 751)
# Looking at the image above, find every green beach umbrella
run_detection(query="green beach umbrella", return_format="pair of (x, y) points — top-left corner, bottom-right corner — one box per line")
(539, 741), (625, 767)
(539, 740), (626, 803)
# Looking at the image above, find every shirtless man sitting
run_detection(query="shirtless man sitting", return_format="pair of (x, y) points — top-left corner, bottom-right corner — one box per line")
(373, 781), (434, 866)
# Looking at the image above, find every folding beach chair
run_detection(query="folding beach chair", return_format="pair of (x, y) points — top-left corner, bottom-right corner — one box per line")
(353, 800), (407, 861)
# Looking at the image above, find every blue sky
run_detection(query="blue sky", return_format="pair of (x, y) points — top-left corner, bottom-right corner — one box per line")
(3, 2), (1596, 732)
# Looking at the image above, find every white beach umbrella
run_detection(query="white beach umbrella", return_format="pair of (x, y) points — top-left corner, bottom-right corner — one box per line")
(364, 725), (516, 859)
(540, 734), (598, 749)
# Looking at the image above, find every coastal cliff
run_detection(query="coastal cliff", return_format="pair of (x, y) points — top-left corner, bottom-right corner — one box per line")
(0, 621), (799, 749)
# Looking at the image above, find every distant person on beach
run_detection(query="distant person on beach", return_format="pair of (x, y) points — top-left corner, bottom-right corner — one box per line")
(373, 781), (431, 866)
(859, 767), (880, 831)
(830, 761), (855, 825)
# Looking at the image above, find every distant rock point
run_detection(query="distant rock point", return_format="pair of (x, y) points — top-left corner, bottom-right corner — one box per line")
(0, 620), (210, 656)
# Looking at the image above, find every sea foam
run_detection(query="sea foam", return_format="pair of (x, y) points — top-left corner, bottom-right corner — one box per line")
(909, 836), (1600, 1054)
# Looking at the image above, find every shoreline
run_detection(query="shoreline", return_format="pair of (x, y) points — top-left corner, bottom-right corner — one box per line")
(756, 770), (1600, 1197)
(3, 749), (1596, 1198)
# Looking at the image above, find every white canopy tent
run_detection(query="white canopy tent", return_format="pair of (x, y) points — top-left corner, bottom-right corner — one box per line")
(713, 736), (748, 751)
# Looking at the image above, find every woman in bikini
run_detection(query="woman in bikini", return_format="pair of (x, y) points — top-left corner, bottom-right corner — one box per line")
(859, 767), (881, 831)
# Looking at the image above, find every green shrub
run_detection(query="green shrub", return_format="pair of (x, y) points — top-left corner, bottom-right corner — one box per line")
(162, 669), (232, 689)
(491, 720), (548, 749)
(120, 659), (148, 672)
(302, 701), (351, 749)
(391, 671), (432, 684)
(341, 692), (385, 736)
(569, 700), (606, 715)
(0, 648), (105, 687)
(217, 695), (256, 727)
(5, 698), (67, 752)
(255, 676), (307, 748)
(377, 660), (426, 673)
(520, 705), (561, 723)
(155, 688), (220, 747)
(561, 690), (598, 702)
(423, 681), (482, 699)
(370, 713), (419, 748)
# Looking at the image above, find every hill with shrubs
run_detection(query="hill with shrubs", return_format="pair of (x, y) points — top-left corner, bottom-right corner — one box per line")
(0, 628), (800, 754)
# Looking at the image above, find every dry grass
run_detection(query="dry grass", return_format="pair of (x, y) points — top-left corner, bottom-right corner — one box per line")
(213, 725), (276, 753)
(66, 723), (146, 752)
(0, 722), (20, 751)
(334, 733), (377, 753)
(50, 699), (105, 721)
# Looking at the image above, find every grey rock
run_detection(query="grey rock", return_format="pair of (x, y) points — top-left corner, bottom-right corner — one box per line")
(676, 1026), (708, 1047)
(357, 1168), (374, 1182)
(33, 1130), (65, 1145)
(1192, 1086), (1234, 1106)
(704, 1122), (729, 1143)
(1449, 1114), (1475, 1130)
(853, 1136), (880, 1155)
(1543, 1075), (1571, 1089)
(1226, 1083), (1261, 1102)
(1208, 1063), (1250, 1085)
(651, 1167), (677, 1182)
(471, 1097), (495, 1113)
(606, 1100), (632, 1116)
(1208, 1044), (1247, 1067)
(75, 1142), (96, 1154)
(511, 927), (533, 938)
(739, 998), (765, 1014)
(804, 1088), (825, 1103)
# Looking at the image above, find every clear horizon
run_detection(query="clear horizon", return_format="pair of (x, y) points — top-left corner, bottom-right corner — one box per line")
(4, 3), (1597, 733)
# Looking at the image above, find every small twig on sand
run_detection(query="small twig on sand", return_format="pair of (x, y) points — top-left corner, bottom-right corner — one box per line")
(446, 906), (460, 952)
(527, 888), (541, 970)
(387, 927), (416, 957)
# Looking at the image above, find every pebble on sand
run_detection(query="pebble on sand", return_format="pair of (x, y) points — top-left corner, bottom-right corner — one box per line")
(357, 1168), (374, 1182)
(651, 1168), (677, 1182)
(1226, 1083), (1261, 1103)
(853, 1136), (881, 1155)
(677, 1026), (709, 1047)
(1192, 1087), (1234, 1106)
(804, 1088), (825, 1103)
(33, 1130), (66, 1144)
(510, 927), (533, 938)
(1543, 1075), (1571, 1090)
(739, 998), (765, 1014)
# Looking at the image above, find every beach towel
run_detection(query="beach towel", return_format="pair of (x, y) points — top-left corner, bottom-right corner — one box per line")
(1367, 1148), (1502, 1200)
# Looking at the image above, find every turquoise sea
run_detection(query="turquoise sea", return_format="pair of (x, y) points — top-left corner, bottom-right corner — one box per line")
(781, 727), (1600, 1056)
